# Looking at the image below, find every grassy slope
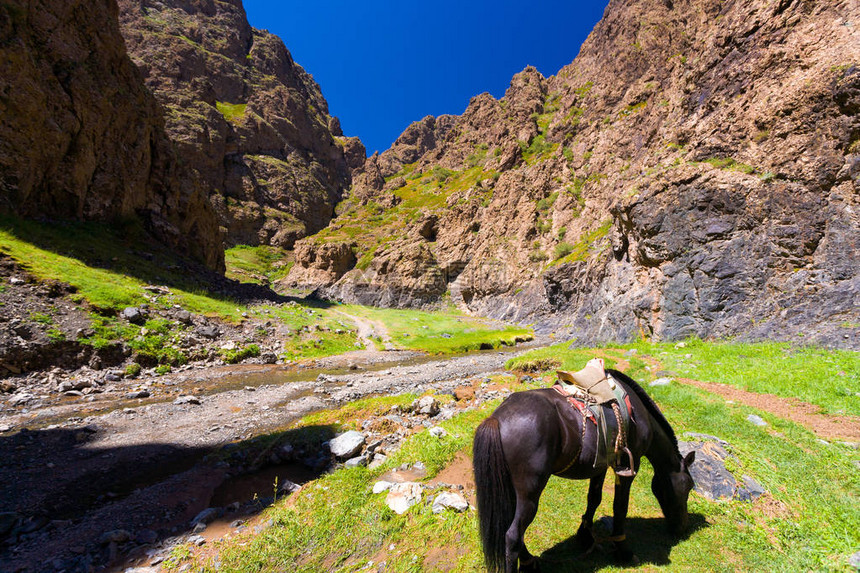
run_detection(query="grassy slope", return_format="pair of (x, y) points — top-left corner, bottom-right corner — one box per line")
(0, 217), (532, 365)
(182, 344), (859, 572)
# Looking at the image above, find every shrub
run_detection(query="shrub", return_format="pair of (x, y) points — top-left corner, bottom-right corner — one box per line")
(554, 242), (574, 259)
(125, 363), (142, 377)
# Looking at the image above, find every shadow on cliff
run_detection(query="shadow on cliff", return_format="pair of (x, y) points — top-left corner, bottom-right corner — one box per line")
(0, 422), (336, 572)
(0, 215), (333, 309)
(536, 513), (709, 571)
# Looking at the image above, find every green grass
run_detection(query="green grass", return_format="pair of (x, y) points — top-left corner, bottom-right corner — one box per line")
(340, 305), (533, 354)
(509, 339), (860, 417)
(0, 217), (360, 364)
(225, 245), (293, 285)
(216, 101), (247, 123)
(221, 343), (261, 364)
(187, 345), (859, 572)
(620, 338), (860, 417)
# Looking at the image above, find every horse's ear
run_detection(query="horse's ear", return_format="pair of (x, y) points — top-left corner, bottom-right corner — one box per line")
(683, 451), (696, 467)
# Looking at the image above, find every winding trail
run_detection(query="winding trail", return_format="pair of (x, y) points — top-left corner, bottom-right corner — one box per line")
(335, 310), (396, 351)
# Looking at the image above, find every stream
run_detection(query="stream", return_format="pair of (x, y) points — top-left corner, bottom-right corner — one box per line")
(0, 339), (547, 573)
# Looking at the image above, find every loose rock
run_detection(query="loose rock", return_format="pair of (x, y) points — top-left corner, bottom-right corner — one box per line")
(385, 482), (423, 514)
(432, 492), (469, 514)
(330, 430), (365, 459)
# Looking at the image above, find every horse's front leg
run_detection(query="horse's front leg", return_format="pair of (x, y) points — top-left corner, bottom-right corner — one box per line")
(573, 470), (606, 553)
(609, 473), (638, 563)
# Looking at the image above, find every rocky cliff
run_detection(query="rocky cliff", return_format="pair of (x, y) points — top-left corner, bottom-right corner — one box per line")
(117, 0), (364, 248)
(0, 0), (223, 270)
(287, 0), (859, 346)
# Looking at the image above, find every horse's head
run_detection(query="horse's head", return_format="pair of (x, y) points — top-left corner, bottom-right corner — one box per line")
(651, 450), (695, 535)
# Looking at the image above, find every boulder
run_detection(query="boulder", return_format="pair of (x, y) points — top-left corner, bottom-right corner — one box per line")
(329, 430), (365, 459)
(678, 437), (766, 502)
(120, 307), (145, 325)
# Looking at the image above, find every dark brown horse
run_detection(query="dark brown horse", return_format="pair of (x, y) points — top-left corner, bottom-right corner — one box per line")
(473, 369), (695, 572)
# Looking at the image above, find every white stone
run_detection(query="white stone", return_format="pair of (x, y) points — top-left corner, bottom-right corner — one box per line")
(429, 426), (447, 438)
(746, 414), (767, 427)
(432, 492), (469, 514)
(372, 481), (394, 494)
(330, 430), (365, 459)
(650, 377), (672, 386)
(385, 482), (422, 514)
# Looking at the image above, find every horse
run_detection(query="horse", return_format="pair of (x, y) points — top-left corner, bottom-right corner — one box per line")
(472, 369), (695, 572)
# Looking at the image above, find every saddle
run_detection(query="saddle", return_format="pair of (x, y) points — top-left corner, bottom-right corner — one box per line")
(554, 358), (636, 477)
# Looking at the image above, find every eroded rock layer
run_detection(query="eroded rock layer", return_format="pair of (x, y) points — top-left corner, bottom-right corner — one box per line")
(288, 0), (859, 346)
(117, 0), (363, 248)
(0, 0), (223, 269)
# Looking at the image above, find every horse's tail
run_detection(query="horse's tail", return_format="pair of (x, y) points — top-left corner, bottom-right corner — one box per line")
(473, 416), (516, 573)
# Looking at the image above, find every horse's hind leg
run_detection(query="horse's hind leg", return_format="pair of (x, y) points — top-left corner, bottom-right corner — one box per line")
(573, 470), (606, 553)
(505, 475), (548, 572)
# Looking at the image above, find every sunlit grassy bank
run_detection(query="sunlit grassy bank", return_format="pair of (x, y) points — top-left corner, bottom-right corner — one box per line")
(0, 217), (533, 366)
(340, 304), (533, 354)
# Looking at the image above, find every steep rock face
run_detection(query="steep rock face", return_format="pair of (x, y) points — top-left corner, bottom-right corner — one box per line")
(288, 0), (859, 346)
(118, 0), (359, 248)
(0, 0), (223, 269)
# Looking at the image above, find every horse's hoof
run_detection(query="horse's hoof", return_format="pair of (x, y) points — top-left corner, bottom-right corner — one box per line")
(572, 525), (596, 555)
(612, 540), (638, 565)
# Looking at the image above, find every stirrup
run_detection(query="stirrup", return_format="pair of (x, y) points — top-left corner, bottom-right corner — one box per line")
(614, 447), (636, 477)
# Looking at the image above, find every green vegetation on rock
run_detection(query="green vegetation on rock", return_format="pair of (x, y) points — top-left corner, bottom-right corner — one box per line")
(215, 101), (247, 123)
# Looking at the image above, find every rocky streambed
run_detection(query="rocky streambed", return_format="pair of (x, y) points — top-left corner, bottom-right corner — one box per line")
(0, 343), (540, 573)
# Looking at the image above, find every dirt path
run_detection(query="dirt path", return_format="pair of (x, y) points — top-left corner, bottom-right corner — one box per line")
(677, 377), (860, 442)
(623, 350), (860, 442)
(335, 310), (396, 350)
(0, 344), (538, 573)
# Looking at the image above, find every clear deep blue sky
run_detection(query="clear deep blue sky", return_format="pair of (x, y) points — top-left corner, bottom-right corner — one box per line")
(243, 1), (609, 156)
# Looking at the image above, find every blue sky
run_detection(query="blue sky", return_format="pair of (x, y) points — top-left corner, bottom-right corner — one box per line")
(242, 1), (609, 155)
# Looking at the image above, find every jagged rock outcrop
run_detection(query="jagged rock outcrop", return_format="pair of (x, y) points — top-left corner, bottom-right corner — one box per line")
(288, 0), (859, 347)
(0, 0), (223, 270)
(118, 0), (360, 248)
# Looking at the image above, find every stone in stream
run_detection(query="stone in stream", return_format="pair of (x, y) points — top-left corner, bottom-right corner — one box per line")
(190, 507), (222, 526)
(329, 430), (365, 459)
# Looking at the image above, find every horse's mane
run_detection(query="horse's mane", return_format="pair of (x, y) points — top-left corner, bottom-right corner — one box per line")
(607, 368), (680, 456)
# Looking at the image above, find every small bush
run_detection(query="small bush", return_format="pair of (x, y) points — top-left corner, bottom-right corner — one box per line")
(155, 364), (171, 376)
(125, 363), (142, 377)
(528, 250), (549, 263)
(554, 242), (574, 259)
